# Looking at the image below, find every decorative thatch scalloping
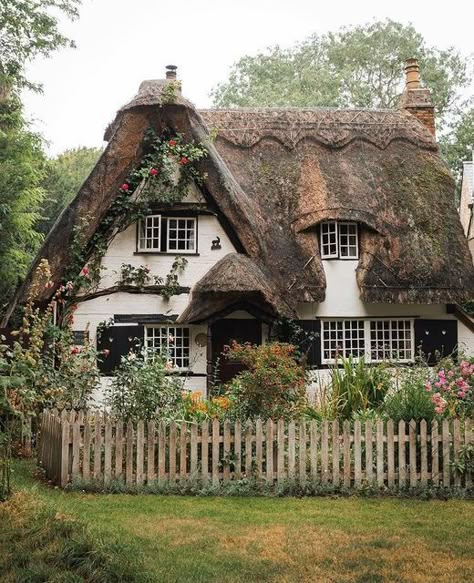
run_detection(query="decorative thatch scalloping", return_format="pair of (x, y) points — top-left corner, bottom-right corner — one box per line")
(177, 253), (294, 324)
(200, 108), (438, 151)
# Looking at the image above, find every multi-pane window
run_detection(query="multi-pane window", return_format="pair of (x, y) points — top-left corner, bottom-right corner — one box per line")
(370, 320), (413, 362)
(320, 221), (358, 259)
(145, 326), (190, 369)
(138, 215), (161, 251)
(321, 319), (414, 363)
(322, 320), (365, 361)
(320, 221), (338, 258)
(137, 215), (197, 253)
(167, 218), (196, 253)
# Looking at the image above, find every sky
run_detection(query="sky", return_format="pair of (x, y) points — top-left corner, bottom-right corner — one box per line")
(23, 0), (474, 155)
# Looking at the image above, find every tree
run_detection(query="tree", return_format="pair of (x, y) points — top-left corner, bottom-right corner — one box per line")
(440, 108), (474, 192)
(0, 0), (82, 317)
(212, 20), (472, 132)
(0, 98), (45, 313)
(0, 0), (80, 94)
(39, 147), (102, 235)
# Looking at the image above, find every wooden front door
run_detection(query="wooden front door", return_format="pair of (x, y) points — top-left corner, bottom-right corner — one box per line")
(210, 319), (262, 384)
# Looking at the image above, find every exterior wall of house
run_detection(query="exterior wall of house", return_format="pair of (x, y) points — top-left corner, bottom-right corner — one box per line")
(72, 196), (474, 404)
(459, 160), (474, 261)
(71, 194), (238, 396)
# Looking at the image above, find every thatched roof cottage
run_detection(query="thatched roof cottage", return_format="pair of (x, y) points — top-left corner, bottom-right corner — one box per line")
(9, 59), (474, 391)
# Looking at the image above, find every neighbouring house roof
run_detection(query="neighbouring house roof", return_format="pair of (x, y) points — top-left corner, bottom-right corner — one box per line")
(6, 76), (474, 324)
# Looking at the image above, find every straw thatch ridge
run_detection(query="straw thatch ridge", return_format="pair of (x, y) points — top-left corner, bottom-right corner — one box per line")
(5, 77), (474, 324)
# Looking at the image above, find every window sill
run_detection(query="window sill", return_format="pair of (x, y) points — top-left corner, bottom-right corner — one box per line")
(321, 257), (359, 261)
(134, 251), (200, 256)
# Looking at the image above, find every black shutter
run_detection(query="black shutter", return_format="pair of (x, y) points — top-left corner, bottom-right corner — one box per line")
(97, 325), (144, 374)
(298, 320), (322, 367)
(414, 320), (457, 364)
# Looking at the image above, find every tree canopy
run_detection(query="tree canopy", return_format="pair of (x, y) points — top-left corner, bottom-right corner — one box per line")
(0, 98), (45, 311)
(39, 147), (102, 236)
(0, 0), (80, 94)
(212, 20), (472, 136)
(0, 0), (82, 318)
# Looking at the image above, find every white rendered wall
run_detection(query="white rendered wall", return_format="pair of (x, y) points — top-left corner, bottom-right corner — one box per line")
(72, 205), (237, 395)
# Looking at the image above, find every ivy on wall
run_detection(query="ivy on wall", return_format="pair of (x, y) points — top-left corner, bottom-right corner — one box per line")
(61, 130), (207, 311)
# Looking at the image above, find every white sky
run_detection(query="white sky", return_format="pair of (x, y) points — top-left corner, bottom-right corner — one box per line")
(23, 0), (474, 155)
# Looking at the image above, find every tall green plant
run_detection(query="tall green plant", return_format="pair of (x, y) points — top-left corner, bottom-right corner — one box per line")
(383, 367), (435, 422)
(107, 351), (185, 422)
(328, 356), (391, 419)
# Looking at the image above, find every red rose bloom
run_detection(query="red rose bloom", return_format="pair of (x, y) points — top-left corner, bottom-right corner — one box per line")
(121, 183), (129, 191)
(149, 168), (158, 176)
(70, 346), (81, 355)
(169, 140), (177, 147)
(180, 157), (188, 165)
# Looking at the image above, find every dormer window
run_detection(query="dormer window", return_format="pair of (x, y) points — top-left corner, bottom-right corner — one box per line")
(320, 221), (358, 259)
(137, 215), (197, 254)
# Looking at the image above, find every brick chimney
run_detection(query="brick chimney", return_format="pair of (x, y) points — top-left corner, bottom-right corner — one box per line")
(399, 58), (435, 137)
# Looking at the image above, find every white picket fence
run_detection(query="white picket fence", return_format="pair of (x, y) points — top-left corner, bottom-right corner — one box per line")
(38, 409), (473, 490)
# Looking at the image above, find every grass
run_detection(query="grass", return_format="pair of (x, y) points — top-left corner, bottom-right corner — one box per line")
(1, 461), (473, 583)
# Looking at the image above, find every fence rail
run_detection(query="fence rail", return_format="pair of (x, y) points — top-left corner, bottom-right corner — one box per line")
(38, 410), (473, 490)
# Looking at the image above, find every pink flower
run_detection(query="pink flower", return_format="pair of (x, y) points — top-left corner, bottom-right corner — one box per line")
(424, 383), (432, 392)
(70, 346), (81, 355)
(180, 156), (188, 165)
(149, 168), (158, 176)
(120, 183), (129, 191)
(169, 140), (177, 147)
(458, 391), (466, 399)
(45, 280), (54, 289)
(434, 381), (441, 388)
(80, 266), (90, 277)
(448, 370), (454, 378)
(103, 349), (110, 358)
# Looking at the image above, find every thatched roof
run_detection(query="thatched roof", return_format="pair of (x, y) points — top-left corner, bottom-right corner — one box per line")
(200, 108), (474, 304)
(177, 253), (294, 323)
(5, 77), (474, 324)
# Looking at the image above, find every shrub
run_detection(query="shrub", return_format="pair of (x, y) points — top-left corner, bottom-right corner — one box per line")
(327, 356), (391, 419)
(223, 342), (307, 419)
(107, 350), (184, 422)
(383, 366), (436, 422)
(425, 356), (474, 418)
(179, 391), (232, 421)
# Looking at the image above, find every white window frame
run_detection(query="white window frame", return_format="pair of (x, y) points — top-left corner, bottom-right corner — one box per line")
(145, 325), (191, 370)
(338, 222), (359, 259)
(321, 318), (414, 364)
(138, 214), (161, 251)
(320, 221), (359, 260)
(166, 217), (197, 254)
(320, 221), (339, 259)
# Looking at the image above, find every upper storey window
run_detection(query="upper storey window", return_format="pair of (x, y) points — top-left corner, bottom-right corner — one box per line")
(138, 215), (197, 253)
(320, 221), (358, 259)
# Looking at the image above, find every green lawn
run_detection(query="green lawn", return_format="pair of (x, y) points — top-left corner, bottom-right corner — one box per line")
(2, 461), (474, 583)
